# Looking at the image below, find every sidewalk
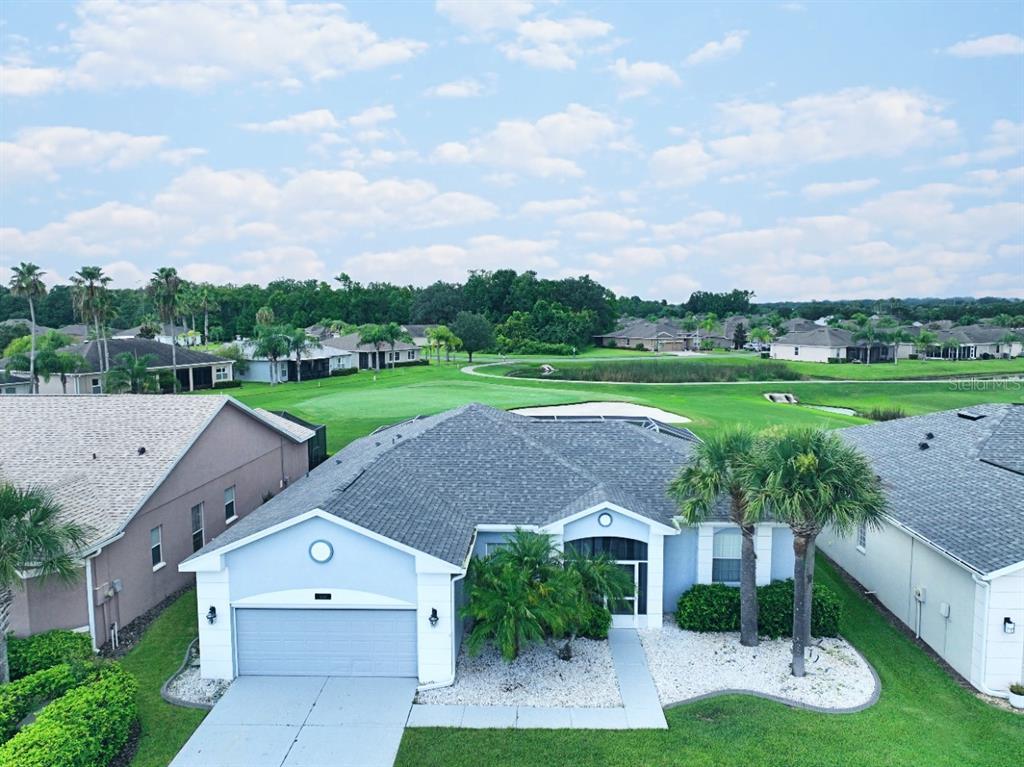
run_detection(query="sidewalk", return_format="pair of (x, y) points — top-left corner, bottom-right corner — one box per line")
(406, 629), (667, 730)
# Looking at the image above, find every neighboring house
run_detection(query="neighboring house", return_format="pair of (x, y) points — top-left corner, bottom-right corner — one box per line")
(323, 332), (421, 370)
(1, 395), (318, 650)
(928, 325), (1021, 360)
(770, 327), (894, 363)
(57, 324), (114, 342)
(114, 322), (199, 347)
(401, 324), (436, 349)
(32, 338), (234, 394)
(230, 340), (355, 383)
(781, 318), (820, 334)
(0, 370), (33, 395)
(1, 318), (54, 337)
(820, 405), (1024, 698)
(594, 318), (697, 351)
(182, 403), (795, 684)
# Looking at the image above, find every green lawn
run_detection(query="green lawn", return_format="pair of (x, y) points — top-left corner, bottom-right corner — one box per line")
(396, 555), (1023, 767)
(120, 590), (206, 767)
(197, 364), (1023, 450)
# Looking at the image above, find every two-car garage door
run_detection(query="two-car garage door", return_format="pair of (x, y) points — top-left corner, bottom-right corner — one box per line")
(235, 608), (417, 677)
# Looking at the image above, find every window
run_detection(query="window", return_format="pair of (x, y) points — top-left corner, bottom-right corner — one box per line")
(214, 366), (230, 382)
(793, 346), (800, 356)
(150, 526), (163, 568)
(91, 377), (102, 394)
(190, 503), (204, 552)
(407, 350), (415, 360)
(224, 486), (236, 521)
(712, 529), (742, 584)
(857, 522), (867, 552)
(484, 541), (508, 556)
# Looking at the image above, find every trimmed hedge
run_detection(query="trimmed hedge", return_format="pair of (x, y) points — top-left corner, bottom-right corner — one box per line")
(0, 663), (96, 742)
(329, 367), (359, 377)
(7, 631), (92, 681)
(0, 665), (137, 767)
(675, 579), (841, 638)
(212, 379), (242, 389)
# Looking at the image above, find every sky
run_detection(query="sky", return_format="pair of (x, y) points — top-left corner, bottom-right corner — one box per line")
(1, 0), (1022, 302)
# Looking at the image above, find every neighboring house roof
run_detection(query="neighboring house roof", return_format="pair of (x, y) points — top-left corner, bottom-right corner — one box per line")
(0, 395), (313, 550)
(57, 324), (99, 338)
(115, 322), (189, 337)
(943, 324), (1018, 344)
(252, 408), (317, 442)
(782, 318), (819, 333)
(595, 318), (692, 340)
(322, 332), (418, 353)
(402, 324), (435, 338)
(188, 403), (702, 567)
(839, 404), (1024, 575)
(774, 327), (856, 346)
(1, 318), (54, 335)
(231, 340), (351, 362)
(60, 338), (229, 373)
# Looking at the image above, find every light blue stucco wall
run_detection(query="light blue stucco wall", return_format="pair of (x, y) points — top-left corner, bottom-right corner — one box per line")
(472, 531), (512, 558)
(225, 516), (417, 603)
(663, 528), (698, 612)
(771, 527), (796, 581)
(563, 509), (651, 543)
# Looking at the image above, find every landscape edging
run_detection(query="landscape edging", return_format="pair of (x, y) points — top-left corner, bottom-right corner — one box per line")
(159, 636), (213, 711)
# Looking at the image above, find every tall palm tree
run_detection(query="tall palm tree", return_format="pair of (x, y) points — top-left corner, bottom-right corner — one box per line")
(750, 326), (773, 350)
(358, 323), (389, 371)
(70, 266), (112, 373)
(105, 352), (159, 394)
(287, 327), (321, 383)
(697, 312), (718, 349)
(253, 325), (291, 384)
(147, 268), (182, 389)
(195, 284), (220, 344)
(380, 322), (412, 369)
(34, 350), (88, 394)
(742, 428), (886, 676)
(669, 427), (761, 646)
(0, 483), (89, 682)
(8, 263), (47, 393)
(914, 329), (938, 360)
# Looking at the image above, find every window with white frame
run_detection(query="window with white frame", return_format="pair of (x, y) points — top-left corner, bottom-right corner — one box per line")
(485, 541), (508, 556)
(91, 377), (102, 394)
(793, 346), (800, 356)
(224, 486), (236, 521)
(214, 366), (230, 382)
(857, 522), (867, 551)
(712, 528), (742, 583)
(150, 526), (163, 568)
(407, 350), (415, 360)
(190, 503), (204, 552)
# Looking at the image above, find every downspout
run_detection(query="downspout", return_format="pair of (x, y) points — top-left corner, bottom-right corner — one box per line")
(971, 574), (1009, 699)
(84, 552), (98, 652)
(417, 530), (475, 692)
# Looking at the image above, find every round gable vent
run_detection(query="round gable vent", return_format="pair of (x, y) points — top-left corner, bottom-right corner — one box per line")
(598, 512), (613, 528)
(309, 540), (334, 563)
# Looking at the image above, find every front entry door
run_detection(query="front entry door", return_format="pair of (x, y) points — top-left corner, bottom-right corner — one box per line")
(611, 562), (639, 628)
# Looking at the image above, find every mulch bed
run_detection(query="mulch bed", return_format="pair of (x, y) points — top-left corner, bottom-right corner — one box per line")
(108, 718), (141, 767)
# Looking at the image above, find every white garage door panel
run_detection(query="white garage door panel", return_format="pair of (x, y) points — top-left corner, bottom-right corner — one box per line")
(235, 608), (417, 677)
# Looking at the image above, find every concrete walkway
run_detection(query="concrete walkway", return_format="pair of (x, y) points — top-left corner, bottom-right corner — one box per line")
(407, 629), (667, 730)
(169, 676), (416, 767)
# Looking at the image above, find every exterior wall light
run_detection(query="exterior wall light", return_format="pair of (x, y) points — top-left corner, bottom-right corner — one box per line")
(1005, 617), (1016, 634)
(429, 608), (439, 627)
(206, 606), (217, 624)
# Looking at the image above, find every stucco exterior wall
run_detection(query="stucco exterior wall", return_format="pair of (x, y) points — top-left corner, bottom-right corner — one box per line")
(771, 527), (795, 581)
(663, 528), (698, 613)
(563, 510), (650, 544)
(819, 520), (978, 683)
(771, 343), (844, 362)
(9, 571), (88, 637)
(974, 569), (1024, 693)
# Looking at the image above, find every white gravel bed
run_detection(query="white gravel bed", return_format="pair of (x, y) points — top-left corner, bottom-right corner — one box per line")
(639, 624), (876, 710)
(417, 639), (622, 708)
(166, 664), (232, 706)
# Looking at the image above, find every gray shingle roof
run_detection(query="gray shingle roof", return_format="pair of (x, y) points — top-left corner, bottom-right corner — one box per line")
(775, 327), (855, 346)
(839, 404), (1024, 574)
(60, 338), (229, 372)
(322, 332), (418, 353)
(595, 317), (692, 340)
(189, 403), (699, 566)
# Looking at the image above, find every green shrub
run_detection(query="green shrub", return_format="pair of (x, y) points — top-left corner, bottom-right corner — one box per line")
(7, 631), (92, 680)
(212, 379), (241, 389)
(577, 603), (612, 640)
(865, 406), (906, 422)
(497, 339), (573, 356)
(0, 665), (137, 767)
(0, 663), (96, 742)
(507, 359), (804, 384)
(675, 580), (842, 638)
(330, 367), (359, 376)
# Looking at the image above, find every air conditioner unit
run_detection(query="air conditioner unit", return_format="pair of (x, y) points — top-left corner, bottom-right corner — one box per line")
(913, 586), (926, 603)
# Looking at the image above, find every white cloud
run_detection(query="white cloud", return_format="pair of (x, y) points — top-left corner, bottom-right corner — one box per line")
(181, 246), (327, 286)
(945, 34), (1024, 58)
(424, 78), (484, 98)
(0, 65), (64, 96)
(684, 30), (748, 66)
(801, 178), (880, 199)
(558, 211), (646, 241)
(659, 272), (701, 299)
(433, 103), (623, 178)
(519, 197), (595, 216)
(435, 1), (533, 33)
(941, 119), (1022, 166)
(348, 105), (397, 128)
(651, 211), (741, 240)
(0, 126), (190, 183)
(501, 17), (614, 70)
(651, 87), (958, 186)
(609, 58), (680, 99)
(242, 109), (341, 133)
(4, 1), (426, 96)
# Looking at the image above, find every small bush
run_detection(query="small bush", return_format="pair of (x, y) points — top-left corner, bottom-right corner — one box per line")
(392, 358), (429, 368)
(0, 665), (137, 767)
(675, 580), (841, 638)
(577, 603), (612, 640)
(7, 631), (93, 681)
(212, 379), (241, 389)
(0, 663), (96, 741)
(865, 406), (906, 422)
(330, 367), (359, 377)
(1009, 682), (1024, 696)
(908, 353), (919, 360)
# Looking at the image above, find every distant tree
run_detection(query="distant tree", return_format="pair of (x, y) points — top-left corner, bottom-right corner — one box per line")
(35, 350), (89, 394)
(0, 322), (29, 355)
(0, 484), (88, 683)
(999, 331), (1020, 358)
(957, 314), (976, 326)
(70, 266), (112, 374)
(750, 327), (773, 348)
(253, 325), (291, 384)
(287, 327), (321, 383)
(357, 323), (389, 372)
(8, 263), (47, 393)
(991, 313), (1013, 328)
(213, 343), (250, 376)
(913, 330), (938, 359)
(136, 315), (162, 339)
(732, 322), (747, 350)
(379, 321), (412, 369)
(147, 268), (182, 386)
(255, 306), (275, 327)
(105, 352), (159, 394)
(452, 312), (494, 363)
(697, 313), (718, 347)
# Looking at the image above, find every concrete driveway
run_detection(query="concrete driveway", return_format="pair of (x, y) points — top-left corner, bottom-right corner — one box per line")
(169, 676), (417, 767)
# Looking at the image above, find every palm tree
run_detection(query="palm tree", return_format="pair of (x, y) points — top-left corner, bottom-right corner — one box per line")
(34, 350), (89, 394)
(105, 352), (159, 394)
(998, 331), (1019, 359)
(147, 268), (182, 389)
(380, 322), (412, 369)
(255, 306), (275, 328)
(0, 483), (89, 682)
(195, 284), (220, 344)
(70, 266), (112, 374)
(914, 330), (938, 360)
(287, 328), (321, 383)
(7, 263), (47, 393)
(750, 326), (773, 351)
(697, 312), (718, 349)
(742, 428), (886, 676)
(253, 325), (291, 384)
(669, 427), (761, 646)
(358, 323), (389, 372)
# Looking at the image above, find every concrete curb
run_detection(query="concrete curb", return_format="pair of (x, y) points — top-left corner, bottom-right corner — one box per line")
(160, 636), (215, 711)
(661, 643), (882, 716)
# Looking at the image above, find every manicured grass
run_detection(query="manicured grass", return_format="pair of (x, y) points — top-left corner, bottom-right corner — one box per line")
(195, 364), (1023, 450)
(121, 590), (205, 767)
(396, 555), (1023, 767)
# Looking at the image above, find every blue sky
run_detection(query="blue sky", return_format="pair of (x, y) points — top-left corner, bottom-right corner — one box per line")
(1, 1), (1021, 301)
